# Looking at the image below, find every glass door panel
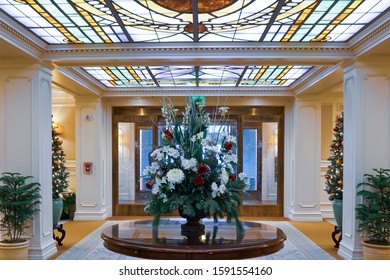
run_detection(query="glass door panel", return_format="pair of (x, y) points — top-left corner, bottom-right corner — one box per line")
(242, 122), (278, 204)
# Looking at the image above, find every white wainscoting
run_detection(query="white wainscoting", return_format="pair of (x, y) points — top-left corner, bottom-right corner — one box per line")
(320, 160), (334, 219)
(65, 159), (76, 192)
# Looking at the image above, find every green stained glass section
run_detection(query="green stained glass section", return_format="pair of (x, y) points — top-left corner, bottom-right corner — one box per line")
(0, 0), (388, 44)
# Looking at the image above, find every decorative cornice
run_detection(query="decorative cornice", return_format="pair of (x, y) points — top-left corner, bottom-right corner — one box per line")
(103, 86), (293, 97)
(54, 68), (104, 96)
(0, 12), (46, 58)
(293, 66), (341, 95)
(43, 42), (351, 61)
(348, 9), (390, 54)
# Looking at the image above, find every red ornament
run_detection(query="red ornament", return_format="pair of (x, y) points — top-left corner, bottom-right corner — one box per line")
(163, 129), (173, 141)
(194, 176), (205, 186)
(146, 179), (154, 189)
(224, 141), (233, 150)
(198, 163), (208, 175)
(230, 174), (237, 181)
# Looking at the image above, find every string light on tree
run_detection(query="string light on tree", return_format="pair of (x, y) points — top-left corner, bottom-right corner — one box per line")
(323, 113), (343, 201)
(52, 120), (69, 199)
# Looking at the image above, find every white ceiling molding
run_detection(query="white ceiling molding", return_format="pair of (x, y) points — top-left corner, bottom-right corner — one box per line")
(0, 11), (46, 59)
(44, 41), (352, 67)
(102, 86), (293, 97)
(349, 10), (390, 57)
(293, 66), (341, 96)
(52, 68), (104, 97)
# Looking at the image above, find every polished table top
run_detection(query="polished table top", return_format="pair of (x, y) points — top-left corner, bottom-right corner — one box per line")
(101, 219), (286, 260)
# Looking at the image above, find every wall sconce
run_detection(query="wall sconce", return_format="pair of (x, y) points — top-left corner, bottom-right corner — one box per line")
(52, 122), (64, 134)
(85, 114), (93, 121)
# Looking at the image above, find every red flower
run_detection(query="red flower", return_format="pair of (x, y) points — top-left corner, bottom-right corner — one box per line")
(163, 129), (173, 141)
(224, 141), (233, 150)
(230, 174), (237, 182)
(198, 163), (208, 175)
(145, 179), (154, 190)
(194, 176), (205, 186)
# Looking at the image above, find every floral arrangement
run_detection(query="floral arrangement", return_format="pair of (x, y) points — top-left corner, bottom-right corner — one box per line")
(143, 97), (250, 229)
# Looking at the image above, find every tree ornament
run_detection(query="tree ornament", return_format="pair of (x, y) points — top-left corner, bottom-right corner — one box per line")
(323, 112), (344, 200)
(52, 119), (69, 199)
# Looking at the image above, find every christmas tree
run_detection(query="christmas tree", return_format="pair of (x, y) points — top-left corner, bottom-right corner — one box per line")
(52, 121), (69, 199)
(323, 113), (343, 201)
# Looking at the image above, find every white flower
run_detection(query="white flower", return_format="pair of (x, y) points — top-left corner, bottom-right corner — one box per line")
(219, 184), (227, 195)
(211, 182), (219, 198)
(181, 157), (197, 171)
(239, 172), (251, 190)
(220, 169), (229, 185)
(167, 147), (180, 158)
(226, 135), (237, 144)
(225, 154), (237, 163)
(238, 172), (247, 181)
(211, 182), (227, 198)
(143, 162), (160, 175)
(218, 106), (229, 115)
(205, 145), (220, 153)
(166, 168), (185, 184)
(151, 148), (164, 161)
(151, 184), (159, 195)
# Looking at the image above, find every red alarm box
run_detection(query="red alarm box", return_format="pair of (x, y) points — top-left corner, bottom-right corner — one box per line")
(83, 162), (93, 174)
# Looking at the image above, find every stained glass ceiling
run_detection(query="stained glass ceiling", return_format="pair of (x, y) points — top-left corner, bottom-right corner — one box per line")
(83, 65), (312, 87)
(0, 0), (389, 89)
(1, 0), (388, 44)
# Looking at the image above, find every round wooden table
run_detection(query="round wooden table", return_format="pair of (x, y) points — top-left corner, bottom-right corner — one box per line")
(101, 219), (286, 260)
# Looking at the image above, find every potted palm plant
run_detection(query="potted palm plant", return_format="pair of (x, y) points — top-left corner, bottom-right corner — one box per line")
(0, 172), (41, 260)
(355, 168), (390, 259)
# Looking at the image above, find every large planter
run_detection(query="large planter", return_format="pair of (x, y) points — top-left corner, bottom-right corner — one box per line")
(332, 198), (343, 229)
(0, 240), (29, 260)
(52, 198), (64, 227)
(362, 242), (390, 260)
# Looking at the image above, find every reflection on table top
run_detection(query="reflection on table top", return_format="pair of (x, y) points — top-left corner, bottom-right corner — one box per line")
(101, 219), (286, 260)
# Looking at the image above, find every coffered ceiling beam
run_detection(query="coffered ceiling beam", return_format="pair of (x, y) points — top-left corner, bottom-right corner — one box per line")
(46, 42), (352, 67)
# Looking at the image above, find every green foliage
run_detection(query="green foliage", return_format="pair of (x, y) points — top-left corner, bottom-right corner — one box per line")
(323, 113), (343, 201)
(62, 191), (76, 214)
(52, 121), (69, 199)
(355, 168), (390, 245)
(0, 172), (41, 243)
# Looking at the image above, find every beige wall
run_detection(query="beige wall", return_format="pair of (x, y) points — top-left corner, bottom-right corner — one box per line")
(52, 105), (76, 191)
(52, 106), (76, 160)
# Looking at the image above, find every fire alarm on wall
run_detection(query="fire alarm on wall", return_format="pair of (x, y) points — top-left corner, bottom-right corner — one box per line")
(83, 162), (93, 174)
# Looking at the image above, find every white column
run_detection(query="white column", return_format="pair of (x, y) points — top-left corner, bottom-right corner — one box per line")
(288, 99), (322, 221)
(0, 63), (57, 259)
(73, 97), (108, 220)
(338, 62), (390, 260)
